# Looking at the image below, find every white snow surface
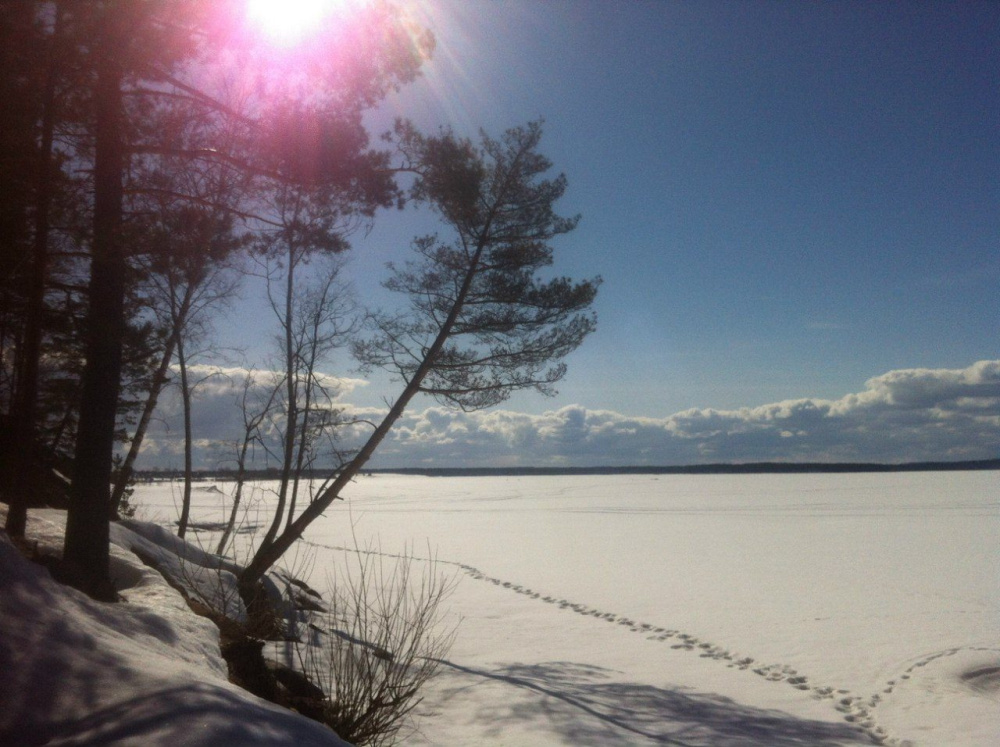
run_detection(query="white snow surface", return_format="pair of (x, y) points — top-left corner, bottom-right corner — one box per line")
(0, 507), (349, 746)
(3, 471), (997, 746)
(134, 471), (1000, 747)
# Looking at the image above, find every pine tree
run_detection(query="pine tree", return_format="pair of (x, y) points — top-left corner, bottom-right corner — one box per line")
(238, 121), (600, 593)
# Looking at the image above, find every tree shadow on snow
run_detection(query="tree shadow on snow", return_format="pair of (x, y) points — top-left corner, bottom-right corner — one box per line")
(433, 660), (868, 746)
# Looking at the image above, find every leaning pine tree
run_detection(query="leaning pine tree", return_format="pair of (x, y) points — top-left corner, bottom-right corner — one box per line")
(238, 121), (600, 596)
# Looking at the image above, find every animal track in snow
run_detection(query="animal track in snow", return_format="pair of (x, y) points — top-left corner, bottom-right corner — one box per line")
(304, 539), (904, 745)
(880, 646), (1000, 697)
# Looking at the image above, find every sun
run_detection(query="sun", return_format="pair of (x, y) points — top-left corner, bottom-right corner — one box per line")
(246, 0), (344, 44)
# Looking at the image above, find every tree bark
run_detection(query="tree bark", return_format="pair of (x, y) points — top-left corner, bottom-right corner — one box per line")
(63, 26), (125, 600)
(5, 8), (60, 537)
(176, 332), (193, 539)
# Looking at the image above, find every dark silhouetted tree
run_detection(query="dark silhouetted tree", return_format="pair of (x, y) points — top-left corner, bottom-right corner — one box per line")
(4, 0), (432, 597)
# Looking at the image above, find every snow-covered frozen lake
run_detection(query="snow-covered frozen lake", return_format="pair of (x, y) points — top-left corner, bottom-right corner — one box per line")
(136, 471), (1000, 746)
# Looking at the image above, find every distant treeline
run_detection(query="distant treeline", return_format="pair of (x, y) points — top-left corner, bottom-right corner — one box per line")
(135, 458), (1000, 482)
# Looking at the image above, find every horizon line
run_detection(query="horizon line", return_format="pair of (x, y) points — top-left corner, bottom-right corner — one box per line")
(135, 458), (1000, 479)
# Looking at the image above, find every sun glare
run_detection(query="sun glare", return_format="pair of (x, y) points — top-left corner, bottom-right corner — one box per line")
(247, 0), (342, 44)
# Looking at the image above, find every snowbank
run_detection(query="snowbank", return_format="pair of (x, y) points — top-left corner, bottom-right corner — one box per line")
(0, 508), (349, 746)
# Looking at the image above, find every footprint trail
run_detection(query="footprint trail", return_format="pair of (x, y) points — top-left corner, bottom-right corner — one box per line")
(304, 540), (907, 746)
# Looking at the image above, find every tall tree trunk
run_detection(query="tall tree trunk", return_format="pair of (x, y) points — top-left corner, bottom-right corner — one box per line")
(259, 243), (297, 552)
(5, 8), (60, 537)
(285, 395), (311, 531)
(176, 333), (193, 539)
(219, 374), (279, 555)
(287, 336), (321, 531)
(217, 433), (251, 556)
(63, 29), (125, 600)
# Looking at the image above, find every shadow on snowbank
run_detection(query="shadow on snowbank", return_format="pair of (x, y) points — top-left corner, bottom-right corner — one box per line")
(0, 515), (349, 747)
(433, 660), (867, 746)
(3, 684), (342, 747)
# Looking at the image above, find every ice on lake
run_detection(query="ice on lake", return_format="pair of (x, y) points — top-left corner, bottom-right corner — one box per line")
(138, 471), (1000, 746)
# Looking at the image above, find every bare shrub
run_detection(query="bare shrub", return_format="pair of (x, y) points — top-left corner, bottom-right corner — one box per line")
(144, 488), (457, 745)
(296, 544), (458, 746)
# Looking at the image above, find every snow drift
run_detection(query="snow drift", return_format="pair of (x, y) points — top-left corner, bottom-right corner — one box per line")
(0, 508), (349, 746)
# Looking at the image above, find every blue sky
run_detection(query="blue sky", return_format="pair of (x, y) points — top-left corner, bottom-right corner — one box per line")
(178, 1), (999, 468)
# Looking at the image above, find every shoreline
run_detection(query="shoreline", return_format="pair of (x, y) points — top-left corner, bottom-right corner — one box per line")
(133, 458), (1000, 482)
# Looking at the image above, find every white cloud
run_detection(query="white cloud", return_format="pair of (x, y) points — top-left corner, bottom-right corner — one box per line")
(139, 366), (369, 467)
(176, 364), (368, 399)
(136, 360), (1000, 469)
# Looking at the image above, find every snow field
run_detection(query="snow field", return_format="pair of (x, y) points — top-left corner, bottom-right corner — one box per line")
(137, 471), (1000, 745)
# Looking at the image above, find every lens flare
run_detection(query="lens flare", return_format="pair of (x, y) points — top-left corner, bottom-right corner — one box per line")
(246, 0), (341, 44)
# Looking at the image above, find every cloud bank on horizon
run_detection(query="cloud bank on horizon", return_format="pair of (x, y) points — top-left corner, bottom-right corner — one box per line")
(139, 360), (1000, 469)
